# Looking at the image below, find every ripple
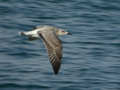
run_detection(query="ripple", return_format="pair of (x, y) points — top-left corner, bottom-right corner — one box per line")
(0, 0), (120, 90)
(0, 83), (50, 89)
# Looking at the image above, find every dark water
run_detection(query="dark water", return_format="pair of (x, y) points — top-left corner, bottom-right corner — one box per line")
(0, 0), (120, 90)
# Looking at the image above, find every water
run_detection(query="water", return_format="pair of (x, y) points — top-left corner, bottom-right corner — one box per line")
(0, 0), (120, 90)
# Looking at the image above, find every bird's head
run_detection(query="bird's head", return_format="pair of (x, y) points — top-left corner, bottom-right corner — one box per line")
(57, 29), (72, 36)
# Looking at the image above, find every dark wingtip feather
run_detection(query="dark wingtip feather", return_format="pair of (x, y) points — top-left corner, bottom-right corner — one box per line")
(54, 71), (58, 75)
(52, 62), (61, 75)
(54, 66), (60, 74)
(53, 68), (59, 75)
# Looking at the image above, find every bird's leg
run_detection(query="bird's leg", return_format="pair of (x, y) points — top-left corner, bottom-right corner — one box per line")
(28, 36), (38, 41)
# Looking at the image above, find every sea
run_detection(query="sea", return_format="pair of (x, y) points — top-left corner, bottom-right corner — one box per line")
(0, 0), (120, 90)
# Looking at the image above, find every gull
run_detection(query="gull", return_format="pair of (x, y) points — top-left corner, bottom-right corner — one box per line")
(19, 25), (71, 74)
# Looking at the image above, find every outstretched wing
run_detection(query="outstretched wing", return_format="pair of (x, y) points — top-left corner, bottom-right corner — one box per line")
(38, 30), (62, 74)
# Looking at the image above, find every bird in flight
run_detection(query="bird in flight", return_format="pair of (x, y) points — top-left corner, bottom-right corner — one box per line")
(19, 25), (72, 74)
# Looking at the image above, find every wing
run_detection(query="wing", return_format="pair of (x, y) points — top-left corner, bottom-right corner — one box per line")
(38, 30), (62, 74)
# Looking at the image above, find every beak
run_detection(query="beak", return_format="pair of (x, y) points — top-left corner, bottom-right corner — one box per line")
(67, 32), (72, 35)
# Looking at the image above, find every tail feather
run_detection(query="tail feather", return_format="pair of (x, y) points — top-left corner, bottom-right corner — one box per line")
(19, 32), (26, 36)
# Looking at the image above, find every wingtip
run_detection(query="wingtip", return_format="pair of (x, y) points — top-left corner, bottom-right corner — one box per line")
(54, 70), (59, 75)
(52, 63), (61, 75)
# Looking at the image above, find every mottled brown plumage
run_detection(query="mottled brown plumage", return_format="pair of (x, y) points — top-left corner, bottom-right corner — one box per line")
(19, 25), (71, 74)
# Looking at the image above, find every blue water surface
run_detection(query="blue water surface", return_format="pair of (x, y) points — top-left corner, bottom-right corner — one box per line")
(0, 0), (120, 90)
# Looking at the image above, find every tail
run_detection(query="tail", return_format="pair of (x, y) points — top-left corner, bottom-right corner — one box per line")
(19, 32), (26, 36)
